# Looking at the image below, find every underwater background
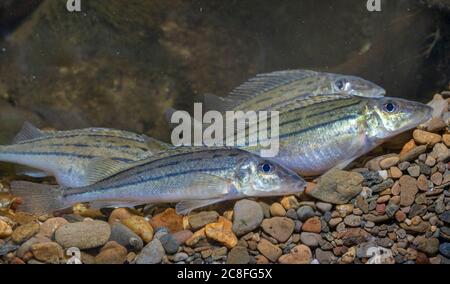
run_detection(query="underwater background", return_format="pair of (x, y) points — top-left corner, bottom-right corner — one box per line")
(0, 0), (449, 143)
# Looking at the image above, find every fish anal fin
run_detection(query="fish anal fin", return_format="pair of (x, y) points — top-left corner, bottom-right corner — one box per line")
(89, 200), (144, 209)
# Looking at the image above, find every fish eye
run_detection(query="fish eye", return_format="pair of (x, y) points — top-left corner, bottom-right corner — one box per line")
(259, 162), (273, 174)
(383, 102), (398, 113)
(335, 79), (350, 91)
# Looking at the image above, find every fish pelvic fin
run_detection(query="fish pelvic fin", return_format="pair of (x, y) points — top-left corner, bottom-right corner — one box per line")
(10, 181), (65, 215)
(12, 121), (46, 144)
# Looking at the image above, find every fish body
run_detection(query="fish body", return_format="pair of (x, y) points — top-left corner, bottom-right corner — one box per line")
(0, 122), (167, 187)
(11, 147), (306, 215)
(200, 70), (433, 175)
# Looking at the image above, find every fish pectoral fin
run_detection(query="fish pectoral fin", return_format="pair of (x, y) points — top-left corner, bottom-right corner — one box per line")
(15, 165), (50, 178)
(175, 197), (227, 215)
(83, 158), (133, 185)
(12, 121), (46, 143)
(89, 200), (144, 209)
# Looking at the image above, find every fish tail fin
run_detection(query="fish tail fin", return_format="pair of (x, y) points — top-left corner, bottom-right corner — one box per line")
(10, 181), (66, 215)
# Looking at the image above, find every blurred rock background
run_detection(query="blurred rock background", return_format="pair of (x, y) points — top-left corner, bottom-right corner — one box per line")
(0, 0), (448, 143)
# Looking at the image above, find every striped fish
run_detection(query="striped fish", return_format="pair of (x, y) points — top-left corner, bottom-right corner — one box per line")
(170, 70), (432, 176)
(10, 147), (306, 215)
(0, 122), (169, 187)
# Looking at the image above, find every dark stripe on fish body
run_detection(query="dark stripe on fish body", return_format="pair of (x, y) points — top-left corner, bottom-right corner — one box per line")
(15, 133), (147, 145)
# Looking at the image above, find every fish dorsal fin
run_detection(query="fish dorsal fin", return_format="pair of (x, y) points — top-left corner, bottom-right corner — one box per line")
(204, 70), (318, 112)
(12, 121), (46, 143)
(142, 135), (172, 153)
(83, 158), (135, 185)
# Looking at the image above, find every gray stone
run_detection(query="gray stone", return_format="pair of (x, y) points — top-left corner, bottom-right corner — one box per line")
(159, 233), (180, 254)
(110, 222), (143, 251)
(300, 232), (322, 247)
(296, 206), (315, 221)
(135, 238), (165, 264)
(232, 200), (264, 236)
(55, 220), (111, 250)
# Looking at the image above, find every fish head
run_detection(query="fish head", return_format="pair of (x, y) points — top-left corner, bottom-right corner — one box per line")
(367, 97), (432, 140)
(325, 73), (386, 98)
(234, 157), (306, 197)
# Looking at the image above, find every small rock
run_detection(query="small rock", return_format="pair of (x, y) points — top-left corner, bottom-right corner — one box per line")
(335, 228), (372, 247)
(30, 242), (64, 264)
(257, 238), (282, 262)
(108, 208), (133, 224)
(55, 220), (111, 249)
(172, 230), (193, 245)
(232, 200), (264, 236)
(413, 129), (442, 146)
(149, 208), (183, 233)
(344, 215), (361, 227)
(278, 244), (312, 264)
(417, 175), (431, 191)
(431, 172), (443, 185)
(261, 217), (295, 242)
(135, 238), (165, 264)
(185, 228), (206, 247)
(269, 203), (286, 217)
(122, 215), (154, 243)
(0, 220), (13, 239)
(205, 217), (238, 249)
(280, 196), (299, 210)
(110, 222), (143, 251)
(159, 233), (180, 254)
(315, 248), (336, 264)
(296, 206), (315, 221)
(440, 211), (450, 224)
(316, 202), (332, 213)
(443, 134), (450, 147)
(39, 217), (68, 238)
(173, 252), (189, 262)
(308, 169), (364, 204)
(226, 246), (250, 264)
(390, 167), (403, 179)
(399, 175), (418, 207)
(430, 143), (449, 162)
(95, 241), (127, 264)
(187, 211), (219, 230)
(301, 217), (322, 233)
(439, 243), (450, 258)
(300, 232), (321, 247)
(407, 165), (421, 177)
(329, 217), (343, 227)
(380, 156), (399, 169)
(11, 221), (40, 244)
(400, 145), (427, 162)
(414, 236), (439, 256)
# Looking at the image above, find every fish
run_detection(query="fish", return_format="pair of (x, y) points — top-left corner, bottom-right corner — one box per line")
(10, 147), (306, 215)
(167, 70), (433, 176)
(0, 122), (170, 187)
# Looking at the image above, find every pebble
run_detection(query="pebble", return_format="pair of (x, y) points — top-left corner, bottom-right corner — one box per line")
(301, 217), (322, 233)
(414, 236), (440, 256)
(296, 206), (315, 221)
(261, 217), (295, 242)
(11, 221), (40, 244)
(226, 246), (250, 264)
(39, 217), (69, 238)
(431, 172), (443, 185)
(315, 248), (335, 264)
(232, 200), (264, 236)
(399, 175), (418, 207)
(380, 156), (399, 169)
(443, 134), (450, 147)
(344, 215), (362, 227)
(413, 129), (442, 146)
(30, 242), (64, 264)
(430, 143), (449, 162)
(172, 230), (193, 245)
(110, 222), (143, 251)
(135, 238), (165, 264)
(308, 169), (364, 204)
(407, 165), (421, 177)
(122, 215), (154, 243)
(159, 233), (180, 254)
(108, 208), (133, 224)
(0, 220), (13, 239)
(257, 238), (281, 262)
(188, 211), (219, 230)
(55, 220), (111, 249)
(400, 145), (427, 162)
(300, 232), (321, 247)
(278, 244), (312, 264)
(439, 243), (450, 258)
(390, 167), (403, 179)
(316, 202), (332, 213)
(270, 203), (286, 217)
(149, 208), (183, 233)
(280, 196), (300, 210)
(286, 209), (298, 220)
(94, 241), (128, 264)
(173, 252), (189, 262)
(205, 217), (238, 249)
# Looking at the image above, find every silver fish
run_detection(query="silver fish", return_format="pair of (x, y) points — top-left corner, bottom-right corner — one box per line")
(10, 147), (306, 215)
(0, 122), (169, 187)
(168, 70), (432, 175)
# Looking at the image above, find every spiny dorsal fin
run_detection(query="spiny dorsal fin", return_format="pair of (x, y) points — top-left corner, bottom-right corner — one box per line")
(204, 70), (319, 112)
(12, 121), (46, 143)
(83, 158), (135, 185)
